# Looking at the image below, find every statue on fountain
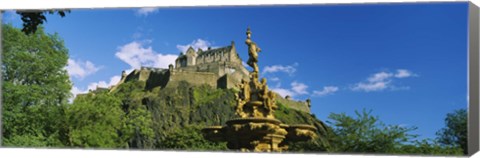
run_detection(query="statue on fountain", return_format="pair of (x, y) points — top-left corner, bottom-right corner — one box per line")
(234, 27), (277, 119)
(202, 27), (317, 152)
(246, 27), (262, 74)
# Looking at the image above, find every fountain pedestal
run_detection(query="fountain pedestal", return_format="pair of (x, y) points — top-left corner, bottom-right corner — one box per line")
(224, 117), (287, 152)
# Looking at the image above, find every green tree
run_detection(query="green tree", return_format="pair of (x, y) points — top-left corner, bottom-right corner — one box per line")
(2, 24), (71, 147)
(15, 10), (70, 35)
(287, 138), (329, 152)
(66, 92), (125, 148)
(436, 108), (467, 155)
(122, 104), (155, 149)
(114, 82), (156, 149)
(324, 109), (464, 155)
(326, 109), (418, 154)
(397, 139), (463, 155)
(158, 125), (227, 151)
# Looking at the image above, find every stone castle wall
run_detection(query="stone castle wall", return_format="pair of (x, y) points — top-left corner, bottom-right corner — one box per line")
(275, 95), (311, 113)
(168, 71), (218, 88)
(121, 67), (170, 89)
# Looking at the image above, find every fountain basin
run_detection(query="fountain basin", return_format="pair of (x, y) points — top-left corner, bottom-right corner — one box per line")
(201, 126), (225, 142)
(285, 124), (317, 142)
(202, 118), (318, 151)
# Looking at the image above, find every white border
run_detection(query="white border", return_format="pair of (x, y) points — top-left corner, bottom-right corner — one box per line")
(0, 0), (477, 158)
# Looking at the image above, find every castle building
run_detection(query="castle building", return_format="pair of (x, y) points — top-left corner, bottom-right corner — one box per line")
(174, 41), (249, 82)
(110, 41), (249, 91)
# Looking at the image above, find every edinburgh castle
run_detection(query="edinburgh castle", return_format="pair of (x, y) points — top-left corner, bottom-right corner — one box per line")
(95, 41), (311, 113)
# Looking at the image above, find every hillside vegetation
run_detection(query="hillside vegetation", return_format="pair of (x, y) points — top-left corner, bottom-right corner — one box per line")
(71, 80), (332, 151)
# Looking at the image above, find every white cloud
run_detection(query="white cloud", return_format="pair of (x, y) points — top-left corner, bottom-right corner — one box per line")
(271, 81), (339, 98)
(291, 81), (308, 95)
(66, 58), (102, 79)
(395, 69), (416, 78)
(136, 7), (158, 16)
(367, 72), (393, 82)
(352, 81), (390, 92)
(115, 41), (178, 69)
(270, 81), (309, 98)
(313, 86), (339, 96)
(176, 39), (214, 53)
(262, 63), (298, 76)
(108, 76), (122, 87)
(270, 88), (295, 98)
(352, 69), (416, 92)
(69, 86), (87, 103)
(87, 82), (106, 91)
(70, 86), (86, 97)
(91, 75), (121, 90)
(269, 77), (280, 82)
(125, 68), (135, 74)
(269, 79), (339, 98)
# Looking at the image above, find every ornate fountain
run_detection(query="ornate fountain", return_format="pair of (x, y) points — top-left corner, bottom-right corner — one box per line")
(202, 28), (317, 152)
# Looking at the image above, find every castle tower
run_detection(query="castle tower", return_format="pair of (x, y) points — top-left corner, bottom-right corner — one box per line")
(229, 41), (240, 64)
(186, 46), (197, 66)
(175, 52), (184, 68)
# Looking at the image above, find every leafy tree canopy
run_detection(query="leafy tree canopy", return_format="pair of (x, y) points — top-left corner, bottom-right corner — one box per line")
(436, 108), (467, 154)
(16, 10), (70, 35)
(326, 109), (418, 154)
(157, 125), (227, 151)
(325, 109), (464, 156)
(2, 24), (71, 146)
(66, 92), (125, 148)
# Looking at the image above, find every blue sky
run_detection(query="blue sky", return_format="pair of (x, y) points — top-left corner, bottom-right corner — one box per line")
(2, 2), (469, 141)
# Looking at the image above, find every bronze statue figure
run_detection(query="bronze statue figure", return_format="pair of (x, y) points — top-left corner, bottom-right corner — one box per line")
(245, 27), (262, 73)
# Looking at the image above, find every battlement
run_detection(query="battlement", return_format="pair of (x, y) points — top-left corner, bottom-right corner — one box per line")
(175, 41), (242, 69)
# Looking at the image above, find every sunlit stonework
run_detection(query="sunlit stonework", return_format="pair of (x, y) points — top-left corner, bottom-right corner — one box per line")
(202, 28), (317, 152)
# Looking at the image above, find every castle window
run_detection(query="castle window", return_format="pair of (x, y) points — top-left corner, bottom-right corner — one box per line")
(181, 59), (187, 67)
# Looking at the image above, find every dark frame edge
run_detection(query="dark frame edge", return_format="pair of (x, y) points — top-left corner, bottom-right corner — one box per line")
(468, 2), (479, 156)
